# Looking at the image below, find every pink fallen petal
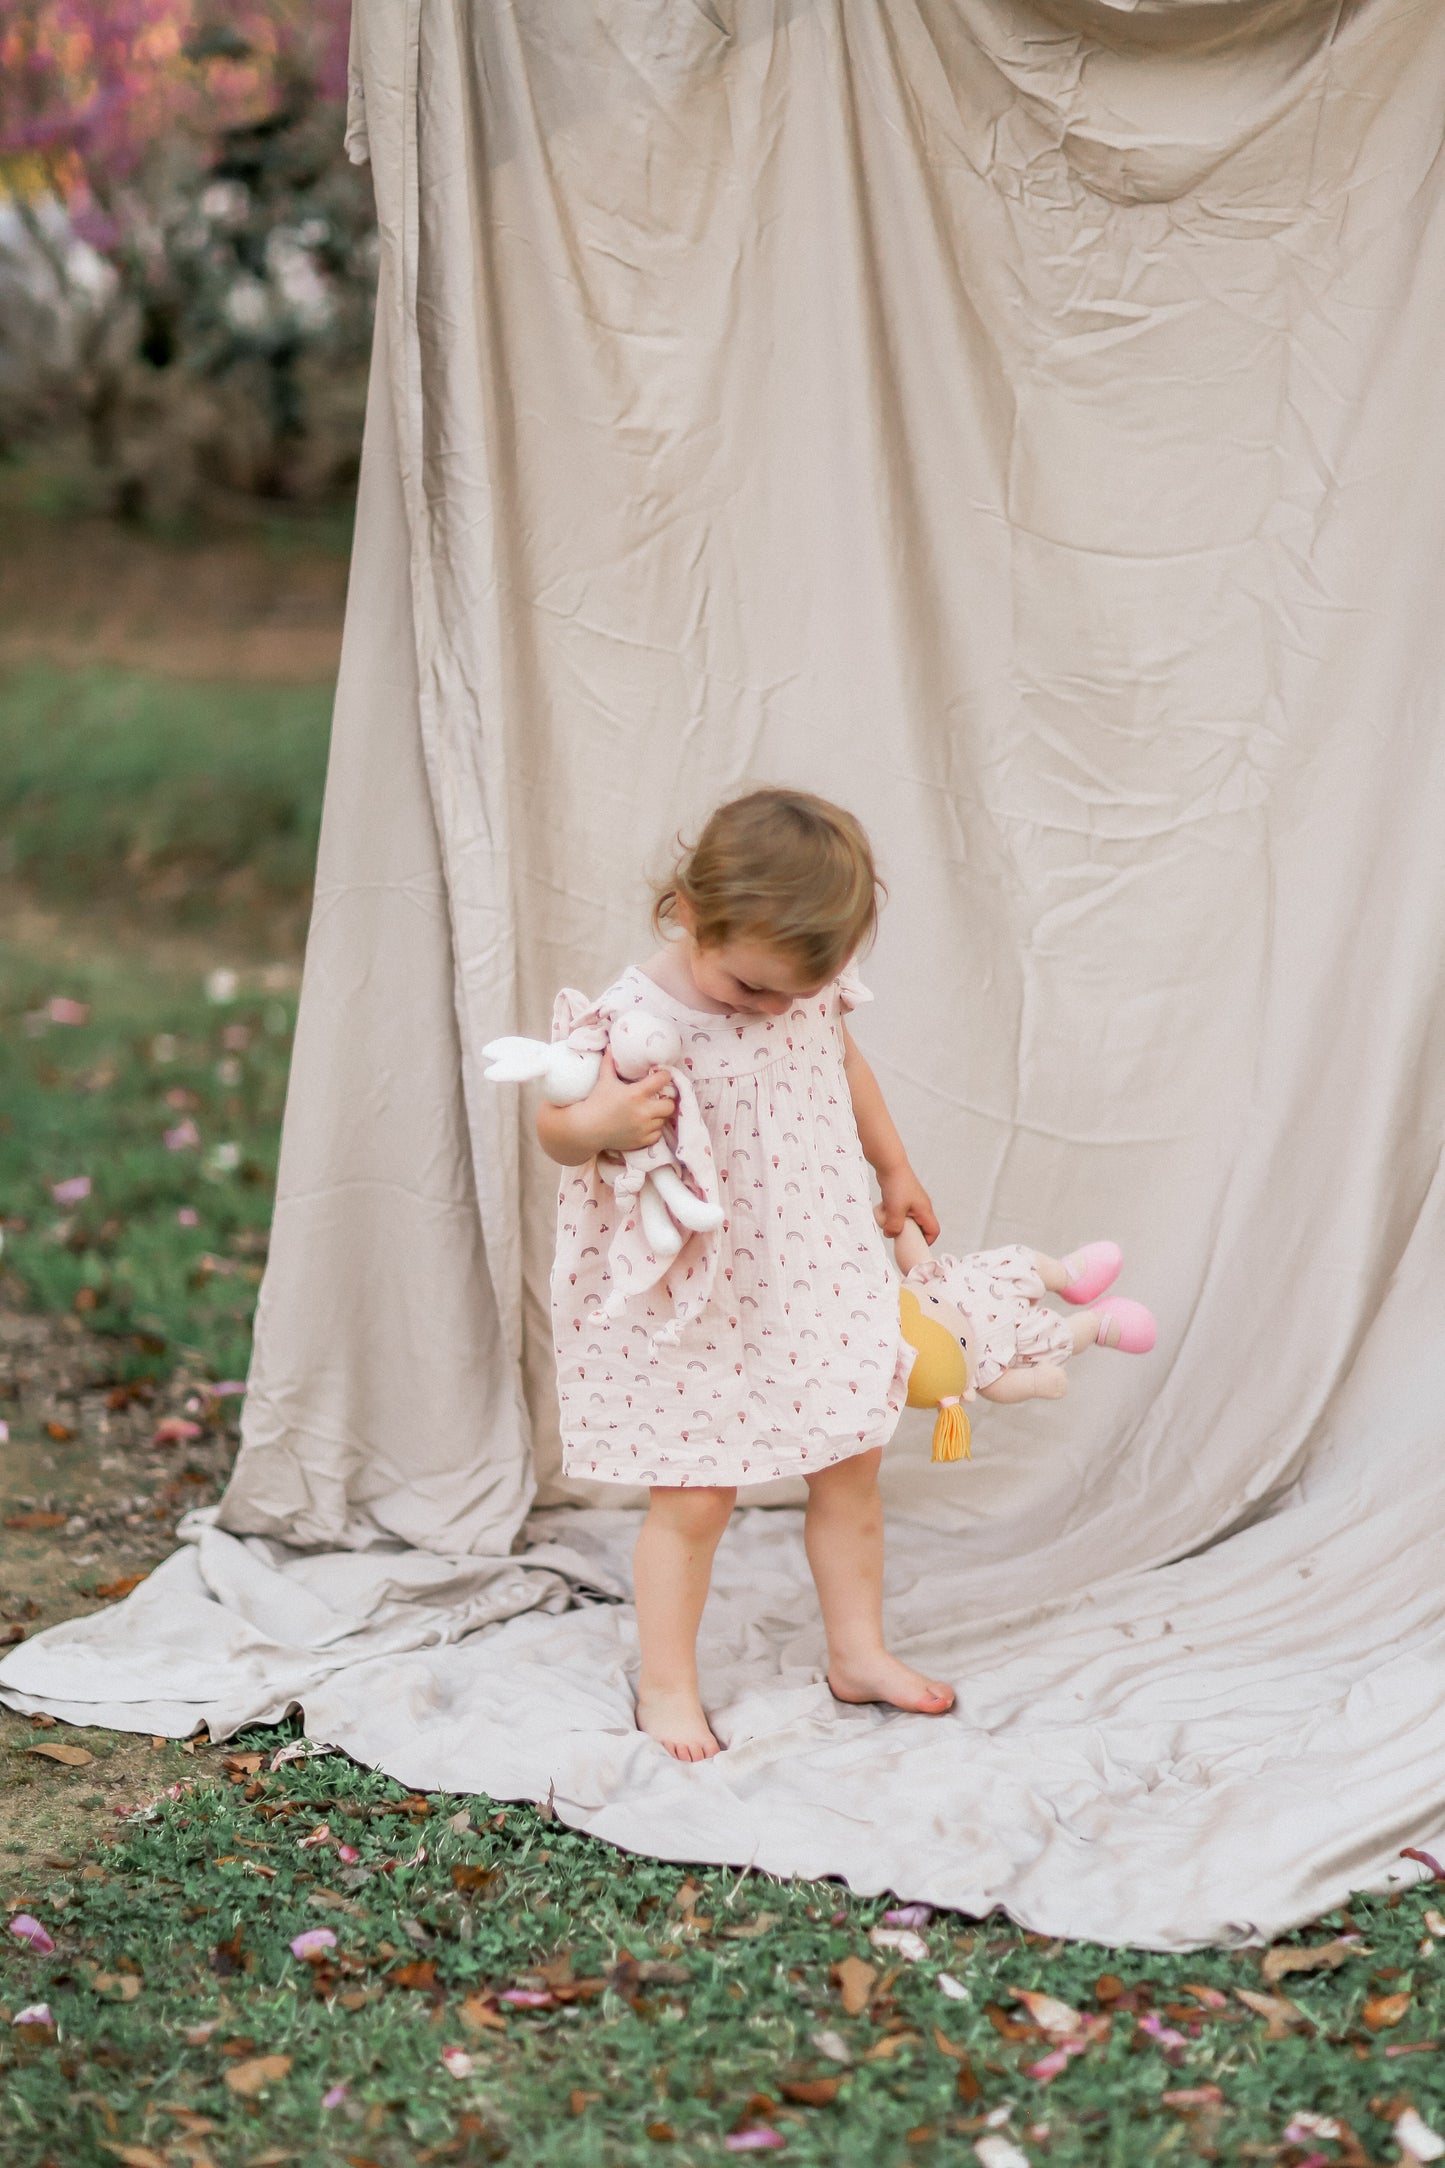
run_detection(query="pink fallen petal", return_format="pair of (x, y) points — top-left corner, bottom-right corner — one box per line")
(50, 1175), (91, 1205)
(321, 2084), (349, 2109)
(1138, 2013), (1190, 2064)
(1026, 2039), (1087, 2083)
(297, 1823), (332, 1849)
(289, 1927), (338, 1960)
(211, 1381), (247, 1396)
(500, 1988), (554, 2007)
(48, 997), (90, 1026)
(0, 1420), (8, 1445)
(830, 1910), (848, 1926)
(441, 2046), (475, 2077)
(151, 1418), (203, 1447)
(164, 1120), (200, 1151)
(12, 2003), (54, 2028)
(1402, 1847), (1445, 1879)
(724, 2133), (786, 2154)
(176, 1207), (200, 1227)
(9, 1916), (55, 1954)
(337, 1845), (360, 1865)
(883, 1903), (933, 1929)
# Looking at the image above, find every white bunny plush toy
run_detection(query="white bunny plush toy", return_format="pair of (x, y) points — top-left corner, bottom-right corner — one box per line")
(483, 1008), (724, 1262)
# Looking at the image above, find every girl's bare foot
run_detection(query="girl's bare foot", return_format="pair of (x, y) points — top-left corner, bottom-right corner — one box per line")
(637, 1687), (722, 1762)
(827, 1654), (955, 1715)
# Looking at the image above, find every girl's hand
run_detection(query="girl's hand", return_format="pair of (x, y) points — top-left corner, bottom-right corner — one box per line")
(585, 1053), (677, 1154)
(876, 1162), (940, 1243)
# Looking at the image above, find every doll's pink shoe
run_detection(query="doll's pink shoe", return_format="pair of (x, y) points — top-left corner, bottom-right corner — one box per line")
(1092, 1297), (1156, 1354)
(1059, 1240), (1122, 1306)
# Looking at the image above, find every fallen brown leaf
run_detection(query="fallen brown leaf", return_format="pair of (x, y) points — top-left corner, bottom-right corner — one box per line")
(1013, 1988), (1086, 2038)
(780, 2076), (842, 2106)
(391, 1959), (438, 1992)
(646, 2123), (676, 2142)
(27, 1741), (94, 1767)
(450, 1864), (501, 1895)
(569, 2089), (601, 2116)
(955, 2059), (982, 2104)
(932, 2026), (969, 2060)
(44, 1424), (73, 1442)
(153, 2107), (216, 2134)
(221, 1752), (265, 1777)
(1261, 1936), (1362, 1986)
(831, 1956), (877, 2016)
(5, 1511), (67, 1530)
(100, 2146), (169, 2168)
(459, 1993), (507, 2035)
(862, 2030), (922, 2061)
(90, 1972), (142, 2002)
(984, 2002), (1038, 2042)
(223, 2053), (292, 2096)
(91, 1573), (148, 1602)
(1234, 1987), (1309, 2039)
(720, 1912), (779, 1941)
(1363, 1992), (1411, 2032)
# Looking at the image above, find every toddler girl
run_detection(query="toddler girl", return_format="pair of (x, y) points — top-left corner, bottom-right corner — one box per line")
(538, 789), (1141, 1762)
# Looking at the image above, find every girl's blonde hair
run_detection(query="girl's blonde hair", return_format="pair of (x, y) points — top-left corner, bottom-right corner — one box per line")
(653, 789), (882, 983)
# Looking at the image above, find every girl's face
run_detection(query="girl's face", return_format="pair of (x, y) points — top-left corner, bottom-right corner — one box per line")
(690, 933), (824, 1016)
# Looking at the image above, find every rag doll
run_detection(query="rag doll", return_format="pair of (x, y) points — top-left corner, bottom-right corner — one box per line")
(892, 1222), (1155, 1462)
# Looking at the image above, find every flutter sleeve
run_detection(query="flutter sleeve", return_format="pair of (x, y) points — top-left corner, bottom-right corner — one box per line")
(835, 955), (874, 1014)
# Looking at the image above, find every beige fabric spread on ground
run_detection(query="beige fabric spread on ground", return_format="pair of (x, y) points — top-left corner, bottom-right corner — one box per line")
(6, 0), (1445, 1949)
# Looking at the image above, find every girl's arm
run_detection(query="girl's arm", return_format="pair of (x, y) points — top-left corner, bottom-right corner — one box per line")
(537, 1054), (677, 1167)
(842, 1024), (940, 1242)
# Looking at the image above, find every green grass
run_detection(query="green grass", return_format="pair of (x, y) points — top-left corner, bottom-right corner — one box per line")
(1, 1737), (1443, 2166)
(0, 662), (330, 924)
(4, 642), (1444, 2164)
(0, 941), (294, 1384)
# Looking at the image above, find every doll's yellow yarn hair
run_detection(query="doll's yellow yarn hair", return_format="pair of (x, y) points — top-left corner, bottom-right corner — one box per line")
(898, 1285), (971, 1463)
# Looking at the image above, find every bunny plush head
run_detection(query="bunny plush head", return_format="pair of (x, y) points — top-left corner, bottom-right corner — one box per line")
(610, 1010), (684, 1081)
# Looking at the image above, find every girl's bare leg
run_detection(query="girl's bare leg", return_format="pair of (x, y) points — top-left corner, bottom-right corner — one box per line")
(634, 1485), (736, 1762)
(804, 1449), (954, 1715)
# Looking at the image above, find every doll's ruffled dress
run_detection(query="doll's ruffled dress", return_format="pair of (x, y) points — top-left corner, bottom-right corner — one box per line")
(551, 963), (910, 1487)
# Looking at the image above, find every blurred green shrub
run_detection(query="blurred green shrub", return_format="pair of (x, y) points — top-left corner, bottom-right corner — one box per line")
(0, 662), (330, 923)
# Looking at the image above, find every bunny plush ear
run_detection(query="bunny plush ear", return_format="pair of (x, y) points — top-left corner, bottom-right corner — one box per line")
(482, 1036), (556, 1083)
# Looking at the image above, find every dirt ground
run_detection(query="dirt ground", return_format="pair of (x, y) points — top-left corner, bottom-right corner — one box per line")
(0, 1295), (241, 1871)
(0, 501), (348, 684)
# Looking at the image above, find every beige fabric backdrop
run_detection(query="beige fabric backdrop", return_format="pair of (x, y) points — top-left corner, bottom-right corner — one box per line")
(5, 0), (1445, 1948)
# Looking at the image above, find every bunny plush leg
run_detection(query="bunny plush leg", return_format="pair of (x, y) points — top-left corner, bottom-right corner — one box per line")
(638, 1176), (686, 1259)
(649, 1163), (724, 1234)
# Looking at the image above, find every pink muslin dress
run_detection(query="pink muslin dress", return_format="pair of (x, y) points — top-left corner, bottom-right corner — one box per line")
(551, 963), (909, 1487)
